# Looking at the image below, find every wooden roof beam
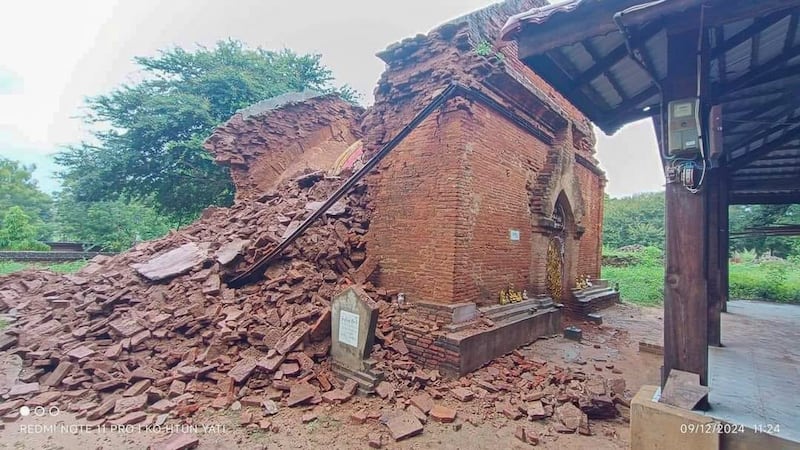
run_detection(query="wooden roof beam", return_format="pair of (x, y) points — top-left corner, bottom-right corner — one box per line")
(710, 11), (789, 59)
(721, 94), (790, 114)
(723, 96), (800, 134)
(572, 22), (664, 87)
(716, 45), (800, 95)
(728, 124), (800, 169)
(726, 105), (800, 152)
(581, 40), (630, 102)
(729, 193), (800, 205)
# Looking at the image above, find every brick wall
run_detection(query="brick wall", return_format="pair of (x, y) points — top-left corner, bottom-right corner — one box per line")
(362, 5), (608, 307)
(367, 109), (464, 304)
(204, 95), (362, 200)
(576, 163), (605, 279)
(453, 101), (549, 305)
(368, 96), (607, 306)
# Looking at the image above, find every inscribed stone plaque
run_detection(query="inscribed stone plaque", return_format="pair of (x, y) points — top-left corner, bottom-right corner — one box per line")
(338, 310), (360, 347)
(330, 285), (378, 372)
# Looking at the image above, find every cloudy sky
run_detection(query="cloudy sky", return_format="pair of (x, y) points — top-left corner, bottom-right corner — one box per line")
(0, 0), (664, 196)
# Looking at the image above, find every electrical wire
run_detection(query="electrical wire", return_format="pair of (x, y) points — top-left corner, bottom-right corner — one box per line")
(615, 3), (710, 194)
(687, 3), (708, 194)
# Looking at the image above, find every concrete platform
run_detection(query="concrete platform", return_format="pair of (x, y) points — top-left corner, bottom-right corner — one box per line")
(703, 300), (800, 446)
(631, 301), (800, 449)
(443, 306), (561, 374)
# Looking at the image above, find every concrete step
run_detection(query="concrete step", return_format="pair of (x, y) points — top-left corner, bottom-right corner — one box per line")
(571, 279), (611, 295)
(481, 300), (540, 323)
(573, 285), (612, 297)
(577, 288), (619, 304)
(593, 279), (611, 288)
(331, 361), (383, 395)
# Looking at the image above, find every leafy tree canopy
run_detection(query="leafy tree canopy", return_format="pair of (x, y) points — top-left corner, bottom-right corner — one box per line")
(54, 196), (175, 252)
(0, 206), (49, 251)
(603, 192), (665, 250)
(56, 40), (356, 222)
(730, 204), (800, 257)
(0, 157), (52, 227)
(603, 191), (799, 258)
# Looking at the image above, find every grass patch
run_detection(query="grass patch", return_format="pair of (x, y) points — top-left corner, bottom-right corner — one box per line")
(0, 318), (7, 331)
(0, 261), (28, 275)
(45, 260), (89, 273)
(0, 260), (88, 276)
(602, 246), (800, 305)
(602, 264), (664, 306)
(729, 260), (800, 303)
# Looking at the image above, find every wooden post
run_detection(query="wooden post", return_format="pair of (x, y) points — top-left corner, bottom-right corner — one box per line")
(707, 170), (722, 347)
(720, 173), (729, 313)
(661, 23), (709, 388)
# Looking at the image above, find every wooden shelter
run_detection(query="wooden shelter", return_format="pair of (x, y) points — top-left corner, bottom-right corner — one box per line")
(499, 0), (800, 422)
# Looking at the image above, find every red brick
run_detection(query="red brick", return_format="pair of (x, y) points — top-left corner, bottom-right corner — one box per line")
(430, 404), (456, 423)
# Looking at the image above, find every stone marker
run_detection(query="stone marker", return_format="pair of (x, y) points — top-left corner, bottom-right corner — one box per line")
(330, 286), (382, 393)
(564, 326), (582, 342)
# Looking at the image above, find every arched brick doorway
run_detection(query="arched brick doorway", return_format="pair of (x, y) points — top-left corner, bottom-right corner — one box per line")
(546, 194), (575, 301)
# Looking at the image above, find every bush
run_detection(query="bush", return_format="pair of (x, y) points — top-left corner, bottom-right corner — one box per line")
(603, 246), (800, 305)
(729, 260), (800, 303)
(0, 206), (50, 250)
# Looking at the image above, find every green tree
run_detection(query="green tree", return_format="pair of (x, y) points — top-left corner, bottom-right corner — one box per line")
(56, 40), (355, 222)
(730, 204), (800, 257)
(0, 206), (49, 250)
(0, 157), (52, 235)
(603, 192), (665, 249)
(54, 196), (175, 252)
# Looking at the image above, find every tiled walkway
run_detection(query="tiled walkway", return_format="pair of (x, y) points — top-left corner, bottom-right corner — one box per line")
(705, 300), (800, 444)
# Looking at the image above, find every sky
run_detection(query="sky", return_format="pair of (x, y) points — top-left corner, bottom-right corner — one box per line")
(0, 0), (664, 197)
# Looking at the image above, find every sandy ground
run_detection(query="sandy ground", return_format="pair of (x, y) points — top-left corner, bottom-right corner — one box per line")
(0, 303), (666, 450)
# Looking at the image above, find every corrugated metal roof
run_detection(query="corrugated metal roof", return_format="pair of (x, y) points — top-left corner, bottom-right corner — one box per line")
(501, 0), (589, 39)
(502, 0), (800, 203)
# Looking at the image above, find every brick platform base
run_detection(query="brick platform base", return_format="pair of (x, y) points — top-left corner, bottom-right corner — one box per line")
(397, 300), (561, 376)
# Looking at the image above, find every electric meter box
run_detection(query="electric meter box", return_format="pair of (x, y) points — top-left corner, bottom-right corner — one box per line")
(668, 99), (700, 156)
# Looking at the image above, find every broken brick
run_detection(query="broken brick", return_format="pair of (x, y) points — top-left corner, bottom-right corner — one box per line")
(228, 359), (258, 384)
(114, 394), (148, 414)
(351, 409), (367, 424)
(450, 387), (474, 402)
(410, 392), (433, 414)
(385, 412), (423, 441)
(148, 432), (199, 450)
(44, 361), (73, 387)
(286, 382), (317, 407)
(375, 381), (395, 400)
(430, 405), (456, 423)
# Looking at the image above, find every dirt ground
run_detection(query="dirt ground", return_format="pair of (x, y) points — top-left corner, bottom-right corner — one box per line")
(0, 303), (665, 450)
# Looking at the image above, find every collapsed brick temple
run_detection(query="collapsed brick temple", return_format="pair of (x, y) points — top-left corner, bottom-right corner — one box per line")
(206, 0), (619, 375)
(0, 0), (634, 437)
